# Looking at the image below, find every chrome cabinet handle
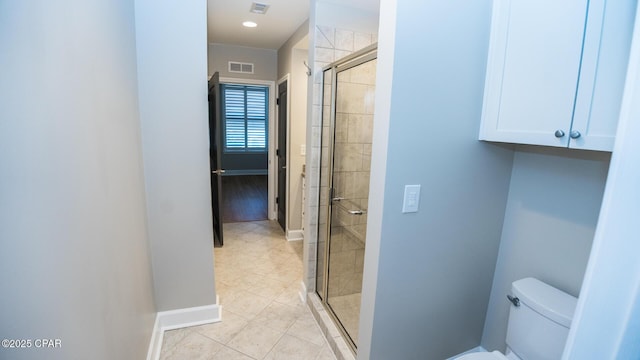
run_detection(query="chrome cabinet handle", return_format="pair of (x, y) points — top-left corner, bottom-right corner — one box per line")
(348, 210), (364, 215)
(212, 169), (226, 175)
(332, 197), (344, 202)
(570, 130), (582, 139)
(554, 130), (565, 138)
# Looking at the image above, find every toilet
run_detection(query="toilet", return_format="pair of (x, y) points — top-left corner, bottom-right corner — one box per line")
(458, 277), (578, 360)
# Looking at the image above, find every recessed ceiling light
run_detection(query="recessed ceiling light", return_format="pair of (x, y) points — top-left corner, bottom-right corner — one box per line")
(242, 21), (258, 28)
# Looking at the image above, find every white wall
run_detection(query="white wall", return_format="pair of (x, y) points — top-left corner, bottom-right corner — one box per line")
(564, 5), (640, 357)
(482, 146), (610, 352)
(359, 0), (515, 358)
(135, 0), (217, 311)
(316, 2), (380, 34)
(0, 0), (156, 359)
(278, 21), (310, 234)
(208, 43), (278, 81)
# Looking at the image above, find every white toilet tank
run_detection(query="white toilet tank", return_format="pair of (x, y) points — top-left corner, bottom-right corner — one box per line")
(506, 278), (578, 360)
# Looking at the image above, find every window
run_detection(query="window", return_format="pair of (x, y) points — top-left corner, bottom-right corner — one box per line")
(221, 84), (268, 152)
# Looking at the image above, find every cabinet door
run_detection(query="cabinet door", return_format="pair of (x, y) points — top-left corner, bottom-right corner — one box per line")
(570, 0), (636, 151)
(480, 0), (589, 147)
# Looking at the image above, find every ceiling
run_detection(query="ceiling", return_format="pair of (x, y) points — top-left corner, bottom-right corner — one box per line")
(207, 0), (380, 50)
(207, 0), (310, 50)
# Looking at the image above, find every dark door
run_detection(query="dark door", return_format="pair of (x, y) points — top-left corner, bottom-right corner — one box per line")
(208, 72), (224, 247)
(276, 80), (288, 231)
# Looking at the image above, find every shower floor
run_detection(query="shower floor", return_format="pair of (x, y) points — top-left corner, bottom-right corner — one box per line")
(329, 293), (362, 344)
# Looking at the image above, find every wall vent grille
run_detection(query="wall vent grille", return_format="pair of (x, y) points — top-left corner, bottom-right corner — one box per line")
(228, 62), (254, 74)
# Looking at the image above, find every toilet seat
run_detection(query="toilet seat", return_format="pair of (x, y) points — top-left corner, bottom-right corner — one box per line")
(456, 350), (508, 360)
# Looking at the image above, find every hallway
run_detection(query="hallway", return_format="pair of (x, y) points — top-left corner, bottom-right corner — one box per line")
(159, 221), (335, 360)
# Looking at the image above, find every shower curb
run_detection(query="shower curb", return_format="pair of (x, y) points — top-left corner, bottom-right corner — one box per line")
(307, 293), (356, 360)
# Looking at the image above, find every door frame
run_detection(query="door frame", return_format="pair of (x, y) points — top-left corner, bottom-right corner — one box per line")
(277, 74), (291, 234)
(219, 76), (277, 220)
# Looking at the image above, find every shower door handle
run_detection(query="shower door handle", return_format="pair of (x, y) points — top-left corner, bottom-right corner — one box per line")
(348, 210), (365, 215)
(332, 197), (345, 202)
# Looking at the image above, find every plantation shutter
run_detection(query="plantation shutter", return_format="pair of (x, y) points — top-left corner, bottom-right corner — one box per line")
(221, 84), (268, 151)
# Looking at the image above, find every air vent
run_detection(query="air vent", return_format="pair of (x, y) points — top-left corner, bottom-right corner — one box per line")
(228, 61), (254, 74)
(250, 2), (270, 14)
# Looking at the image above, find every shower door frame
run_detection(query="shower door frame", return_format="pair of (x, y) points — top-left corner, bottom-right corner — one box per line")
(316, 44), (377, 355)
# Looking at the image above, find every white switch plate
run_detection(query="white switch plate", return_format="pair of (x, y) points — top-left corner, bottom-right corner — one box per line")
(300, 144), (306, 156)
(402, 185), (421, 213)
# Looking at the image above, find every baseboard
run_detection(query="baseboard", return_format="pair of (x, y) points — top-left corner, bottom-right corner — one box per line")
(286, 229), (304, 241)
(298, 281), (308, 303)
(146, 316), (163, 360)
(446, 346), (487, 360)
(146, 296), (221, 360)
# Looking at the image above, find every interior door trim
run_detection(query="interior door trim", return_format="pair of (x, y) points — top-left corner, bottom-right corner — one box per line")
(219, 76), (277, 221)
(277, 74), (291, 233)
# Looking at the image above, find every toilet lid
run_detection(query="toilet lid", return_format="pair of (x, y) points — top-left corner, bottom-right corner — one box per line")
(457, 351), (508, 360)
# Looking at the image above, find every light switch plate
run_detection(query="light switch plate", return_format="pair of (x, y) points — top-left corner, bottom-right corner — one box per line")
(301, 144), (306, 156)
(402, 185), (421, 213)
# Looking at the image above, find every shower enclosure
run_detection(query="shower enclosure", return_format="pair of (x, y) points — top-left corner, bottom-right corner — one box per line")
(316, 45), (377, 353)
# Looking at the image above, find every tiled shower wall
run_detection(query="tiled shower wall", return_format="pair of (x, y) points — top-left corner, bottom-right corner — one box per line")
(304, 24), (377, 294)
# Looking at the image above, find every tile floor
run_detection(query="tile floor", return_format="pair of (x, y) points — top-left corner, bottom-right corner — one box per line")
(159, 220), (337, 360)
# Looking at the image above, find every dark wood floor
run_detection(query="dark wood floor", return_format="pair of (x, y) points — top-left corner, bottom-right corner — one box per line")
(221, 175), (268, 223)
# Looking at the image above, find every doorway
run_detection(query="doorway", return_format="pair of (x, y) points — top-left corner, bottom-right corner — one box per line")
(316, 46), (377, 353)
(214, 78), (277, 228)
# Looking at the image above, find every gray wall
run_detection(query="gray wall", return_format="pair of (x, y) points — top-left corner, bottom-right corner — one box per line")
(481, 146), (610, 352)
(278, 20), (309, 79)
(208, 43), (278, 81)
(136, 0), (217, 311)
(278, 20), (309, 232)
(0, 1), (156, 359)
(359, 1), (515, 358)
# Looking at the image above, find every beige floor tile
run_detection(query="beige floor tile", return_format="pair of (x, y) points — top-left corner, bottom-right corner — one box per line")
(193, 310), (249, 345)
(224, 290), (273, 320)
(160, 220), (338, 360)
(315, 345), (338, 360)
(226, 322), (284, 360)
(250, 301), (301, 333)
(264, 334), (323, 360)
(273, 283), (304, 307)
(160, 327), (193, 354)
(160, 331), (223, 360)
(210, 346), (255, 360)
(216, 282), (245, 304)
(286, 313), (326, 346)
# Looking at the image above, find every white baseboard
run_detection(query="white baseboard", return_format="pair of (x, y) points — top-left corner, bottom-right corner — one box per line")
(286, 229), (304, 241)
(146, 296), (221, 360)
(298, 281), (308, 303)
(147, 316), (163, 360)
(446, 346), (487, 360)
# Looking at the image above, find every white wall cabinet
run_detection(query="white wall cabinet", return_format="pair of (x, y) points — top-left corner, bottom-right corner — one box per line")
(480, 0), (636, 151)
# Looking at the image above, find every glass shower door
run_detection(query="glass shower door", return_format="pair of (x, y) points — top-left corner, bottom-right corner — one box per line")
(325, 56), (377, 348)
